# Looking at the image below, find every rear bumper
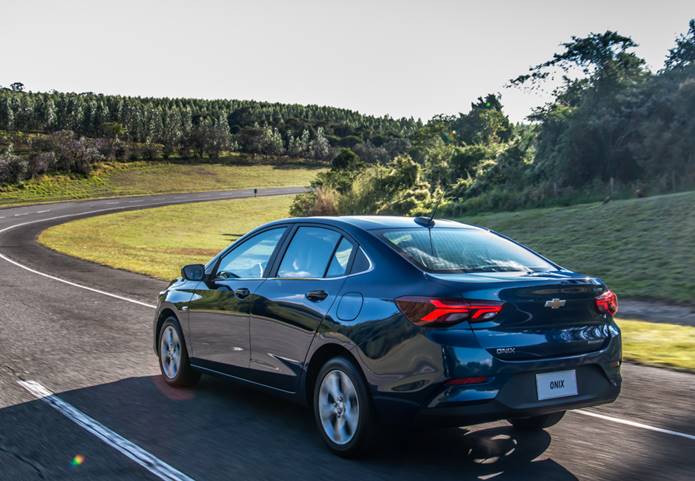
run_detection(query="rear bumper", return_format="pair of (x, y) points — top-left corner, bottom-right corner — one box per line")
(371, 346), (622, 426)
(416, 363), (620, 426)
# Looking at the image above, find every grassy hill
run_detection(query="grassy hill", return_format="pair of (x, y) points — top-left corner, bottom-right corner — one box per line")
(0, 161), (323, 206)
(461, 191), (695, 305)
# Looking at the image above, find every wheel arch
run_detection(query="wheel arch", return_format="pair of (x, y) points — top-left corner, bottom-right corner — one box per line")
(154, 307), (179, 351)
(303, 342), (365, 408)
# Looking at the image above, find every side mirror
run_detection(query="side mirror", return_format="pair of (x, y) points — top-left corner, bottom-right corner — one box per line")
(181, 264), (206, 281)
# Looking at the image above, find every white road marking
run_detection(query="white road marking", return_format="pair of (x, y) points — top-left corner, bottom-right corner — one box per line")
(0, 206), (167, 309)
(0, 252), (156, 309)
(0, 190), (303, 309)
(13, 213), (28, 217)
(36, 209), (51, 213)
(574, 409), (695, 441)
(17, 380), (195, 481)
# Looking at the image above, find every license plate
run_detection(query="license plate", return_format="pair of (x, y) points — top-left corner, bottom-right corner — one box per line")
(536, 370), (578, 400)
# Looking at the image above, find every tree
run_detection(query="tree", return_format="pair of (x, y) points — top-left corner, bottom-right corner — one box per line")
(310, 127), (331, 159)
(510, 31), (650, 189)
(0, 96), (14, 130)
(10, 82), (24, 92)
(258, 126), (284, 155)
(453, 94), (512, 144)
(331, 148), (362, 170)
(664, 19), (695, 70)
(102, 122), (127, 139)
(203, 116), (232, 158)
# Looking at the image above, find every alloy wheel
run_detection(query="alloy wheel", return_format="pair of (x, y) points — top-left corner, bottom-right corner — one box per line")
(318, 369), (360, 445)
(160, 325), (182, 379)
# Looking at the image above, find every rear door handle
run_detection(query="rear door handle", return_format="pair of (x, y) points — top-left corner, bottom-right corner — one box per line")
(306, 290), (328, 302)
(234, 287), (250, 299)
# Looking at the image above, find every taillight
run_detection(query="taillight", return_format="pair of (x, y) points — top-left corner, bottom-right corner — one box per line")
(595, 290), (618, 316)
(396, 296), (504, 327)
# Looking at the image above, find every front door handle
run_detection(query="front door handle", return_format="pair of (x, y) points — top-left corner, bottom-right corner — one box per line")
(234, 287), (251, 299)
(306, 289), (328, 302)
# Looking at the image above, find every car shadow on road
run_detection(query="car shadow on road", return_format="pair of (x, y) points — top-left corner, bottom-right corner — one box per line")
(5, 374), (579, 480)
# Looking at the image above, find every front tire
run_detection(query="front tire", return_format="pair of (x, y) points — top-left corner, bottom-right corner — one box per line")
(313, 356), (375, 457)
(508, 411), (565, 431)
(158, 317), (200, 387)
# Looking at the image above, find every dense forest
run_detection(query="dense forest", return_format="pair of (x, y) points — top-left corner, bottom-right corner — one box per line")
(1, 18), (694, 214)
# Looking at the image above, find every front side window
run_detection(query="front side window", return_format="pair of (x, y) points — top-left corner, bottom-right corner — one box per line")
(216, 227), (286, 279)
(278, 227), (341, 278)
(381, 228), (556, 273)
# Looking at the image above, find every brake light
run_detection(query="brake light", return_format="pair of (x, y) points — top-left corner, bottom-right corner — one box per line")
(396, 296), (504, 326)
(595, 290), (618, 315)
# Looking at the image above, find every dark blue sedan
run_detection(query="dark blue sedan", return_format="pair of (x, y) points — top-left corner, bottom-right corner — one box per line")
(154, 216), (622, 456)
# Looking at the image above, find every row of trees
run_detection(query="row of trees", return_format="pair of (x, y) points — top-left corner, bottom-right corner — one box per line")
(0, 88), (419, 162)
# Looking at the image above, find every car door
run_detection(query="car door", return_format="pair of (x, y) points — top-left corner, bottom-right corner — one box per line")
(249, 226), (356, 392)
(187, 227), (287, 374)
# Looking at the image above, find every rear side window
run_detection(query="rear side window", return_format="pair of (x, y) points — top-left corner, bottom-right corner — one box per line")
(326, 237), (354, 277)
(278, 227), (341, 278)
(381, 228), (556, 273)
(350, 247), (371, 274)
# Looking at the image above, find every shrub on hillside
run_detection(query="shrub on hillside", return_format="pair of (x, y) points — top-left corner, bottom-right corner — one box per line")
(27, 151), (54, 177)
(140, 142), (163, 161)
(292, 154), (435, 217)
(0, 145), (28, 184)
(49, 130), (103, 175)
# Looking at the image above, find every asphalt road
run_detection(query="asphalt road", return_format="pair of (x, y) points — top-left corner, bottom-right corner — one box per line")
(0, 189), (693, 481)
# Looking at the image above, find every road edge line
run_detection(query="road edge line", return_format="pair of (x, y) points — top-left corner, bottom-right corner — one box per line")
(574, 409), (695, 441)
(17, 379), (195, 481)
(0, 188), (306, 309)
(0, 252), (156, 309)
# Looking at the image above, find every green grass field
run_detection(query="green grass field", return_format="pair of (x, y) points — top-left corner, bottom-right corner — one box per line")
(0, 161), (323, 206)
(462, 191), (695, 305)
(618, 319), (695, 372)
(39, 194), (295, 280)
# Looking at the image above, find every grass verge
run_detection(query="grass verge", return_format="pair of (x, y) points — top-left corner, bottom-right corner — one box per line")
(39, 194), (294, 280)
(618, 319), (695, 372)
(0, 161), (323, 206)
(462, 191), (695, 305)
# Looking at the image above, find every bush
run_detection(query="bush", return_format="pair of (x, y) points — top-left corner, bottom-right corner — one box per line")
(140, 142), (163, 161)
(289, 187), (339, 216)
(49, 130), (102, 175)
(27, 151), (55, 177)
(0, 146), (28, 184)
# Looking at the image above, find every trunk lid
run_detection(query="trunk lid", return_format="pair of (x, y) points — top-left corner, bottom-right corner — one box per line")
(429, 271), (614, 360)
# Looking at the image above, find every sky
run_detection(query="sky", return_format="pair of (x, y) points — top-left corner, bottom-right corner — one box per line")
(2, 0), (693, 122)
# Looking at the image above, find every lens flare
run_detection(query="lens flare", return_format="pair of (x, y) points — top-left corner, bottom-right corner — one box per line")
(71, 454), (85, 467)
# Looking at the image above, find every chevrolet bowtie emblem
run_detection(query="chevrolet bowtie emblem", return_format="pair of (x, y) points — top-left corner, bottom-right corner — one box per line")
(544, 298), (567, 309)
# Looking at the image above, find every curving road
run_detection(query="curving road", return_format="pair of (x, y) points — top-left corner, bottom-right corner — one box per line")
(0, 189), (693, 480)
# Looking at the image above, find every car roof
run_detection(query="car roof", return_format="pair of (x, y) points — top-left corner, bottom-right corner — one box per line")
(261, 215), (482, 231)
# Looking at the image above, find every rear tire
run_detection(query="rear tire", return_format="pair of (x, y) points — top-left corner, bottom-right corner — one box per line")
(158, 317), (200, 387)
(508, 411), (565, 431)
(313, 356), (376, 457)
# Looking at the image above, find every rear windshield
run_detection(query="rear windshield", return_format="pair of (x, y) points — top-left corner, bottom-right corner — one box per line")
(380, 228), (557, 273)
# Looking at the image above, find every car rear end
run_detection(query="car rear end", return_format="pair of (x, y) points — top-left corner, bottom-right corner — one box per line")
(376, 223), (622, 426)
